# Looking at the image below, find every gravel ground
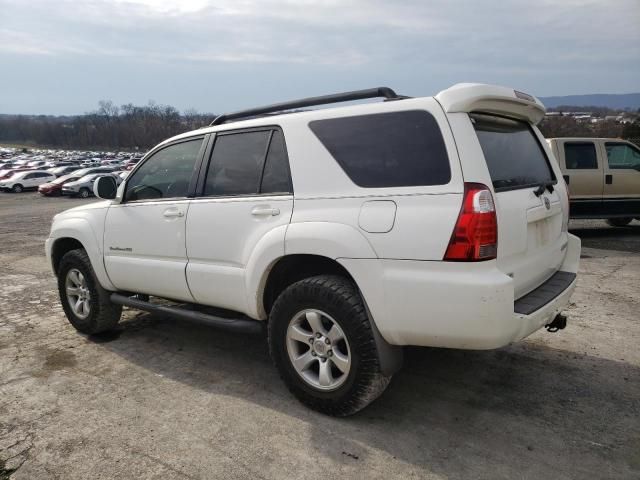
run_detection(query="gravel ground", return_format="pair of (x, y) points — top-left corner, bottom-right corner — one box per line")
(1, 192), (639, 480)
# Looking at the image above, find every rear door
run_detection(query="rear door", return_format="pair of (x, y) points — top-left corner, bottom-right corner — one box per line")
(185, 127), (293, 314)
(21, 172), (38, 187)
(104, 137), (206, 301)
(471, 114), (567, 299)
(602, 141), (640, 216)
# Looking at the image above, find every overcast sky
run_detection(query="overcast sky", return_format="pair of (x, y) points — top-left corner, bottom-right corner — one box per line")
(1, 0), (638, 115)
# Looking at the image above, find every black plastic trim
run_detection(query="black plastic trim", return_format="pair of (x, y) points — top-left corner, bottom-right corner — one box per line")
(570, 198), (640, 218)
(514, 271), (576, 315)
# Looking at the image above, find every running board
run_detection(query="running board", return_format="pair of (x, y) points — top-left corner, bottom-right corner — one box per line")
(110, 293), (264, 335)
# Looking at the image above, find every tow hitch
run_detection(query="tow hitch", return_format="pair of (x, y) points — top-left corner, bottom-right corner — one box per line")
(545, 313), (567, 332)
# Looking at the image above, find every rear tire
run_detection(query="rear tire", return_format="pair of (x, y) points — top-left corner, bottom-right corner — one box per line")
(57, 249), (122, 334)
(606, 217), (632, 227)
(12, 184), (23, 193)
(268, 275), (391, 416)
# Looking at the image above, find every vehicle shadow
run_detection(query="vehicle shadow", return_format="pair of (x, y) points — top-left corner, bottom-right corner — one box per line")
(570, 223), (640, 254)
(93, 311), (640, 479)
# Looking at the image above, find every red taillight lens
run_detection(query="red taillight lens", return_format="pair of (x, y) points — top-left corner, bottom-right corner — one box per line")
(444, 183), (498, 261)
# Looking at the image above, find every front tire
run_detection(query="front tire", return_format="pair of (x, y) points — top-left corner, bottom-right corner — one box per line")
(606, 217), (632, 227)
(12, 184), (23, 193)
(57, 249), (122, 334)
(79, 188), (90, 198)
(268, 275), (391, 416)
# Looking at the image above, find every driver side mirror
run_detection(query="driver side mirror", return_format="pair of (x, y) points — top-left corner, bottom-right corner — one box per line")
(94, 175), (117, 200)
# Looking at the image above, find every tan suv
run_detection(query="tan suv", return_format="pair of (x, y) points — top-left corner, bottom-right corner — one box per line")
(547, 138), (640, 226)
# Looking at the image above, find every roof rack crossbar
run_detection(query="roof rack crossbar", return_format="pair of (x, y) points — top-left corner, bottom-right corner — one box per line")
(210, 87), (403, 126)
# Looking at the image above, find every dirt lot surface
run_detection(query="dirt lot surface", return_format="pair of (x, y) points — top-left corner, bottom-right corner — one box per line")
(1, 192), (639, 479)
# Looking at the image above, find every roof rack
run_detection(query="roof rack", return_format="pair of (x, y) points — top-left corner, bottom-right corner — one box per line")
(210, 87), (406, 126)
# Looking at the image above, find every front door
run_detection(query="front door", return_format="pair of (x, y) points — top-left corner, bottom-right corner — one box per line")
(104, 137), (205, 301)
(603, 141), (640, 216)
(186, 128), (293, 315)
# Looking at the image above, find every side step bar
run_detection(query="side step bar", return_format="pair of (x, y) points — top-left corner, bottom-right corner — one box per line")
(110, 293), (264, 335)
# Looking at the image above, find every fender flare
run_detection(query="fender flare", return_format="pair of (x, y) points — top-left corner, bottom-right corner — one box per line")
(245, 221), (403, 376)
(48, 219), (116, 291)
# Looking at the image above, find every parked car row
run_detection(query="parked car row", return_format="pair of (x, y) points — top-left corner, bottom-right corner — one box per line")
(0, 147), (139, 197)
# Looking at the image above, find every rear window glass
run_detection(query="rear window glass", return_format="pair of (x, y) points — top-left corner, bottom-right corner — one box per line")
(564, 142), (598, 169)
(471, 113), (555, 191)
(309, 110), (451, 188)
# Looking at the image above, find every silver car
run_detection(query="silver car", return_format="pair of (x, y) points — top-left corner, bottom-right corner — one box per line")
(62, 172), (122, 198)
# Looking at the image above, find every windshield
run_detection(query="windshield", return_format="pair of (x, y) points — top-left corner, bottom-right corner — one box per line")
(471, 113), (556, 192)
(77, 174), (100, 182)
(53, 174), (78, 184)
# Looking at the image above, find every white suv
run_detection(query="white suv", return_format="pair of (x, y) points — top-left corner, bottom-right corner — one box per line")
(46, 84), (581, 415)
(0, 170), (56, 192)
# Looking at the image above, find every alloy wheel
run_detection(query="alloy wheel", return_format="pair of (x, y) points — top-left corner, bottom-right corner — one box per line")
(65, 268), (91, 319)
(286, 309), (351, 391)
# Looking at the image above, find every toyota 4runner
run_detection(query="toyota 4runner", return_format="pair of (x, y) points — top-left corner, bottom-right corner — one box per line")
(46, 84), (581, 415)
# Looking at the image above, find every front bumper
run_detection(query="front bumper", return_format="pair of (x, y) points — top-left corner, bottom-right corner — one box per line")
(339, 233), (581, 349)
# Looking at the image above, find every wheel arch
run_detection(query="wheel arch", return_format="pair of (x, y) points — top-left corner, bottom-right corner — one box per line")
(259, 253), (403, 377)
(261, 254), (356, 318)
(47, 217), (116, 291)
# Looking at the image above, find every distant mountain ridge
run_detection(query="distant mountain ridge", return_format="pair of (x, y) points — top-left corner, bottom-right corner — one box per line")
(539, 93), (640, 110)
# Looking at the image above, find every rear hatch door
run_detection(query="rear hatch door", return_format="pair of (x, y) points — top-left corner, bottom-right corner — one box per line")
(471, 113), (566, 299)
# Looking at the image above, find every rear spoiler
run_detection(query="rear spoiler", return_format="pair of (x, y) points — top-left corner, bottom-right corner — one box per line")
(435, 83), (546, 125)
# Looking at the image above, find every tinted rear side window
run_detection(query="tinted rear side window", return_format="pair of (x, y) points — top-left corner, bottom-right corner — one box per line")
(471, 113), (555, 191)
(564, 142), (598, 169)
(260, 130), (292, 194)
(204, 131), (271, 196)
(309, 110), (451, 188)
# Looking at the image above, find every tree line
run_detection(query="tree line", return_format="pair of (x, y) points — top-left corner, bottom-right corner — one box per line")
(0, 101), (214, 150)
(538, 116), (640, 142)
(1, 100), (638, 150)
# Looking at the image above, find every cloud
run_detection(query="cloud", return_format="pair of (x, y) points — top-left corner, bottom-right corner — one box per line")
(0, 0), (638, 114)
(1, 0), (638, 68)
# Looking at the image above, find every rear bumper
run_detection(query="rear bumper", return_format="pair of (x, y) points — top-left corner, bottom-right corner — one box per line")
(339, 233), (581, 349)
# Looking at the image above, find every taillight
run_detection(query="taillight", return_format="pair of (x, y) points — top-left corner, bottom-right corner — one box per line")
(444, 183), (498, 261)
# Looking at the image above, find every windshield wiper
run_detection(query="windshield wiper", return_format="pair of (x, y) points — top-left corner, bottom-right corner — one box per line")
(534, 181), (555, 197)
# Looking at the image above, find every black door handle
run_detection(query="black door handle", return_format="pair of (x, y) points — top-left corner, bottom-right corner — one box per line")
(605, 174), (612, 185)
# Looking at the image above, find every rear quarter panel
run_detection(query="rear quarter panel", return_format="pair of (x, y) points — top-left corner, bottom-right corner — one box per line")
(284, 97), (464, 260)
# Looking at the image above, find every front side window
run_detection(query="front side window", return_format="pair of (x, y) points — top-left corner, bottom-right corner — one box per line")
(605, 143), (640, 170)
(309, 110), (451, 188)
(564, 142), (598, 169)
(125, 138), (202, 202)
